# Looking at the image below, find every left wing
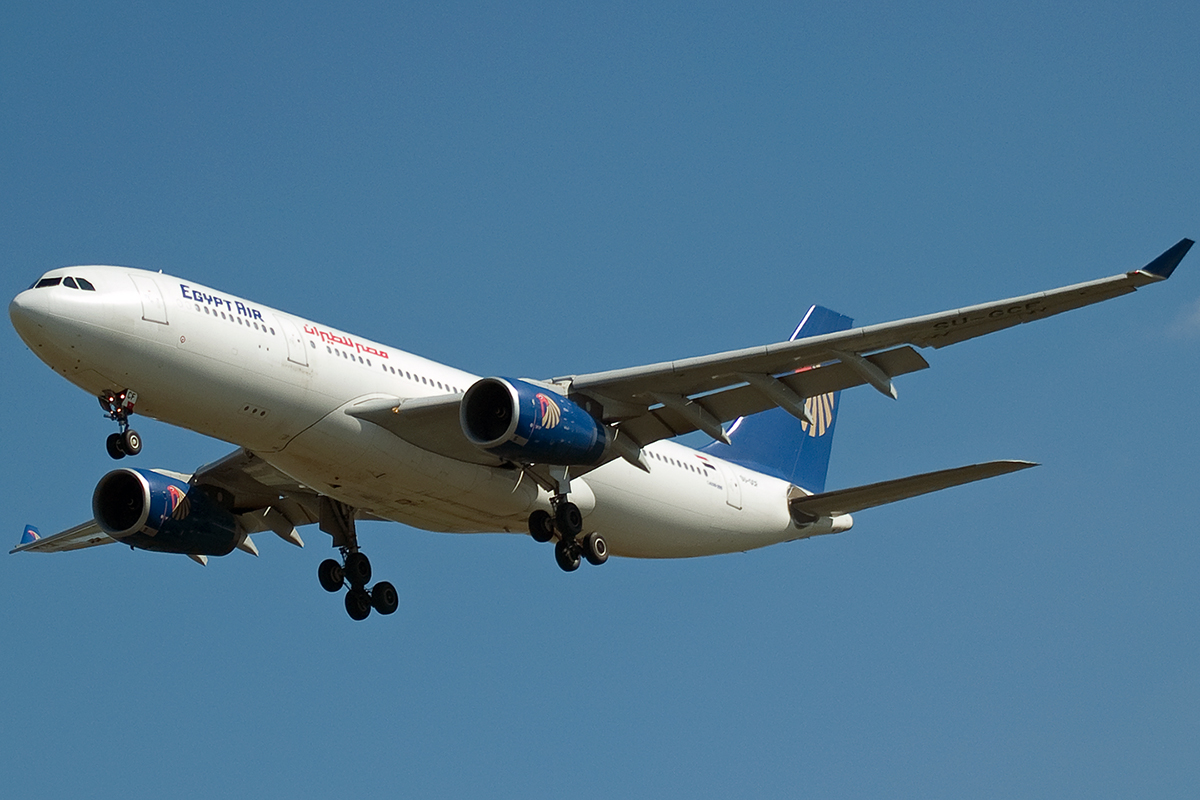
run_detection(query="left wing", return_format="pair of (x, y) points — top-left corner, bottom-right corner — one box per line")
(10, 521), (114, 554)
(12, 449), (323, 558)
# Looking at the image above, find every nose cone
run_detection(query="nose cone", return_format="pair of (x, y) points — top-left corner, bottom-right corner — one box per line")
(9, 287), (51, 344)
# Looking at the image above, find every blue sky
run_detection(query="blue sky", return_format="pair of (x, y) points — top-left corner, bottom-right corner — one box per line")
(2, 3), (1198, 797)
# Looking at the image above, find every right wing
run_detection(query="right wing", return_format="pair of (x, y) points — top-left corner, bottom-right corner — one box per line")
(333, 240), (1191, 473)
(563, 240), (1193, 449)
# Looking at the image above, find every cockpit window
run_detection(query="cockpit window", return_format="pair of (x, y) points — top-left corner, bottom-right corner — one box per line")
(35, 277), (61, 288)
(77, 277), (96, 291)
(63, 276), (79, 289)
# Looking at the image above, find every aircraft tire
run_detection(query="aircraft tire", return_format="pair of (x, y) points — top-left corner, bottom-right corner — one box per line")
(555, 502), (583, 537)
(317, 559), (344, 592)
(554, 540), (581, 572)
(122, 429), (142, 456)
(106, 433), (126, 460)
(583, 532), (608, 566)
(345, 588), (372, 621)
(371, 581), (399, 615)
(528, 510), (555, 543)
(344, 552), (372, 587)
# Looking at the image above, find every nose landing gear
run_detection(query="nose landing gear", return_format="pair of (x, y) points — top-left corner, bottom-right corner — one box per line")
(99, 390), (142, 459)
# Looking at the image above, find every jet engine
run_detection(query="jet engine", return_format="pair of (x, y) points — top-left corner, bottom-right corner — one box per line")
(460, 377), (607, 465)
(92, 468), (241, 555)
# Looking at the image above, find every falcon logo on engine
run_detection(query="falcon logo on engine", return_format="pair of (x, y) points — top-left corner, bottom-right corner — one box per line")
(167, 484), (191, 520)
(534, 393), (561, 429)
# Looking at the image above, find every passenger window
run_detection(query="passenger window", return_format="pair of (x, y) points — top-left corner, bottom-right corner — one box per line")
(35, 277), (61, 288)
(77, 277), (95, 291)
(63, 277), (79, 289)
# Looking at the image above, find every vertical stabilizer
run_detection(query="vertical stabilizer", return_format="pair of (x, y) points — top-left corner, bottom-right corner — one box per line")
(701, 305), (853, 493)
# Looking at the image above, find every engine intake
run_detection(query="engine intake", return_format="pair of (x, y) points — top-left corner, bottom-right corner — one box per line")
(92, 468), (241, 556)
(461, 377), (607, 465)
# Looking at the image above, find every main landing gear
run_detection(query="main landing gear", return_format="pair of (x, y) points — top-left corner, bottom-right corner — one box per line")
(528, 499), (608, 573)
(99, 389), (142, 459)
(317, 496), (398, 621)
(318, 553), (398, 620)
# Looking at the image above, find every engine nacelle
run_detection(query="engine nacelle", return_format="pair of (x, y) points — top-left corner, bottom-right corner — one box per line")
(461, 377), (607, 465)
(92, 468), (241, 556)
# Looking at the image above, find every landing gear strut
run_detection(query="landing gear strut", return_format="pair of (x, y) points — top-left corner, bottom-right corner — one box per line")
(528, 492), (608, 573)
(317, 496), (398, 620)
(99, 389), (142, 459)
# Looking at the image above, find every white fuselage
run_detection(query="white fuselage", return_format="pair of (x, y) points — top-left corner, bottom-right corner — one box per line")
(10, 266), (847, 558)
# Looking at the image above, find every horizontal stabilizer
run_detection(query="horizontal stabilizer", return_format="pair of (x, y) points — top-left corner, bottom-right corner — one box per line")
(789, 460), (1038, 521)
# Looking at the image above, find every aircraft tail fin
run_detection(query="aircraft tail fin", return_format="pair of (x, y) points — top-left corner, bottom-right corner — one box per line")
(701, 305), (854, 493)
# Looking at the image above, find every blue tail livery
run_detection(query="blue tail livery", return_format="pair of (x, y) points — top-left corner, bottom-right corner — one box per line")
(702, 305), (854, 493)
(20, 525), (41, 546)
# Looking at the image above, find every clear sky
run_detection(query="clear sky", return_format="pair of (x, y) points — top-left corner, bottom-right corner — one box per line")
(2, 2), (1198, 798)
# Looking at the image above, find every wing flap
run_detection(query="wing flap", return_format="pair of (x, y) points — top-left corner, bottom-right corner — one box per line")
(618, 345), (930, 445)
(788, 460), (1038, 520)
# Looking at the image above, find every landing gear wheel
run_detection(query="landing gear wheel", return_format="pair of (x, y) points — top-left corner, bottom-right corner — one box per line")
(106, 433), (126, 460)
(528, 509), (555, 543)
(583, 532), (608, 566)
(554, 540), (581, 572)
(122, 429), (142, 456)
(344, 552), (372, 587)
(345, 587), (372, 620)
(372, 581), (399, 615)
(317, 559), (344, 592)
(555, 502), (583, 537)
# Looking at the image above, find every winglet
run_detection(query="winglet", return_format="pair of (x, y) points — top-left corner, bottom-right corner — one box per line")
(1138, 238), (1194, 280)
(19, 525), (40, 546)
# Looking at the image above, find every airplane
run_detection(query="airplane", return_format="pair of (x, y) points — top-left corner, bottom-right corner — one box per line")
(8, 238), (1193, 620)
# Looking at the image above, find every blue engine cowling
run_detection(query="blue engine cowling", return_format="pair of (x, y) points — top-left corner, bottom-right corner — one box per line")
(460, 377), (607, 465)
(92, 468), (241, 556)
